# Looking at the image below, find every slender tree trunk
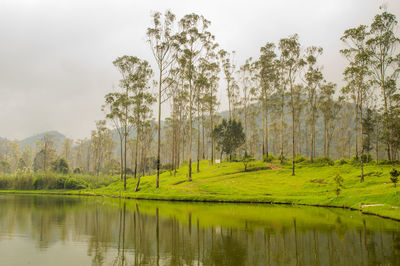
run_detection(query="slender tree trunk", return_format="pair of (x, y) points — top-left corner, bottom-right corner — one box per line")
(347, 129), (351, 159)
(327, 133), (331, 158)
(197, 93), (200, 173)
(381, 74), (391, 161)
(360, 91), (364, 183)
(174, 119), (177, 176)
(188, 69), (193, 181)
(324, 119), (327, 158)
(182, 121), (185, 165)
(135, 127), (143, 192)
(134, 132), (139, 180)
(156, 68), (162, 188)
(280, 90), (284, 164)
(290, 83), (295, 176)
(264, 98), (268, 157)
(124, 126), (127, 191)
(202, 111), (205, 160)
(210, 106), (214, 165)
(177, 112), (181, 168)
(376, 126), (379, 165)
(305, 122), (309, 157)
(135, 171), (141, 192)
(172, 114), (176, 171)
(311, 108), (315, 162)
(298, 118), (301, 155)
(244, 101), (247, 156)
(119, 137), (123, 181)
(262, 107), (265, 156)
(227, 82), (231, 119)
(355, 93), (359, 158)
(142, 142), (145, 177)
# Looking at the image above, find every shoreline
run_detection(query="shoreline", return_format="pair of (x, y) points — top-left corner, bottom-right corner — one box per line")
(1, 189), (399, 223)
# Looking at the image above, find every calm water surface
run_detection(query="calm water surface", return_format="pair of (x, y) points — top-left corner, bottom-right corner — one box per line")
(0, 194), (399, 265)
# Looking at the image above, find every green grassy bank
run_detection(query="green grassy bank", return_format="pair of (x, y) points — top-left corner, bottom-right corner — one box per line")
(1, 159), (400, 221)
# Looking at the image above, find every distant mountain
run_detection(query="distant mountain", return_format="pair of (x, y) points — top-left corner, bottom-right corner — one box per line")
(18, 130), (66, 149)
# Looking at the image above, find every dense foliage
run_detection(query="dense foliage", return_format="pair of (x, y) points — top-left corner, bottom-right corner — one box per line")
(213, 119), (245, 160)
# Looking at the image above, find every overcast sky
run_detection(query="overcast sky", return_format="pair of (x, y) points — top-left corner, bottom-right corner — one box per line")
(0, 0), (399, 140)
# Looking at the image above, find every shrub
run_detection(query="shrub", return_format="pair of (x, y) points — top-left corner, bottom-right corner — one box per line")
(230, 155), (241, 162)
(73, 168), (82, 174)
(33, 177), (45, 190)
(64, 178), (88, 190)
(56, 176), (67, 189)
(350, 154), (374, 164)
(76, 174), (119, 188)
(0, 175), (12, 189)
(295, 155), (309, 163)
(32, 173), (57, 190)
(378, 159), (393, 165)
(51, 158), (69, 174)
(361, 154), (372, 163)
(390, 169), (399, 188)
(350, 155), (360, 165)
(242, 154), (255, 171)
(263, 154), (275, 162)
(336, 158), (348, 165)
(161, 163), (174, 170)
(314, 157), (334, 166)
(125, 168), (133, 175)
(278, 154), (286, 162)
(334, 174), (344, 197)
(13, 173), (35, 190)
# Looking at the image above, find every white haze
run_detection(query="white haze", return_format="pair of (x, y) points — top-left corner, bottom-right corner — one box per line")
(0, 0), (399, 140)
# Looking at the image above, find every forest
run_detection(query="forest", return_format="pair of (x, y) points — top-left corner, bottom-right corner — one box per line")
(1, 9), (400, 195)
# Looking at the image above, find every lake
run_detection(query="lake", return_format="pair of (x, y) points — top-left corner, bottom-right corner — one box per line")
(0, 194), (399, 265)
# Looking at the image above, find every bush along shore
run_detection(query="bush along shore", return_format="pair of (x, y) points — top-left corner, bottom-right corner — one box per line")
(1, 158), (400, 221)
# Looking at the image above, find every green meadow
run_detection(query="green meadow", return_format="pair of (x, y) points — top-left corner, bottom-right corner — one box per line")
(2, 159), (399, 220)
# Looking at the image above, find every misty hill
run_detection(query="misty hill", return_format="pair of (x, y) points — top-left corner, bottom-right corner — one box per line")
(18, 130), (66, 149)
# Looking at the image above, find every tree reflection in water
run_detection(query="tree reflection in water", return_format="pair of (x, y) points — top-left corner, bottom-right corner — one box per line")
(0, 194), (399, 265)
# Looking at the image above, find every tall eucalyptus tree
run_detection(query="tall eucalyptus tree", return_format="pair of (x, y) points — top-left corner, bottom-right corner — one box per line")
(341, 25), (371, 182)
(91, 120), (112, 176)
(238, 58), (255, 156)
(279, 34), (305, 176)
(366, 11), (400, 161)
(130, 59), (155, 184)
(219, 50), (239, 119)
(177, 13), (214, 181)
(103, 90), (131, 183)
(319, 82), (343, 158)
(147, 10), (178, 188)
(195, 42), (219, 169)
(304, 46), (323, 162)
(202, 59), (220, 164)
(104, 56), (153, 190)
(258, 43), (277, 157)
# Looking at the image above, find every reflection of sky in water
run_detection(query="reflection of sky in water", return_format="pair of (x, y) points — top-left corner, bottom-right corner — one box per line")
(0, 194), (399, 266)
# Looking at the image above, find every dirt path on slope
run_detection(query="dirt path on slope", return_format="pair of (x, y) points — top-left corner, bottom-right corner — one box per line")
(266, 163), (282, 170)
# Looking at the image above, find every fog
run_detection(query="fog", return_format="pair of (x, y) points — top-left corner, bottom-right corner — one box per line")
(0, 0), (399, 140)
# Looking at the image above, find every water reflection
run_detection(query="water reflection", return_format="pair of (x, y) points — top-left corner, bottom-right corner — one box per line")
(0, 194), (399, 265)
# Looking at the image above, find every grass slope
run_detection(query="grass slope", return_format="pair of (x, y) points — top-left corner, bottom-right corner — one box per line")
(98, 160), (400, 219)
(2, 160), (400, 220)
